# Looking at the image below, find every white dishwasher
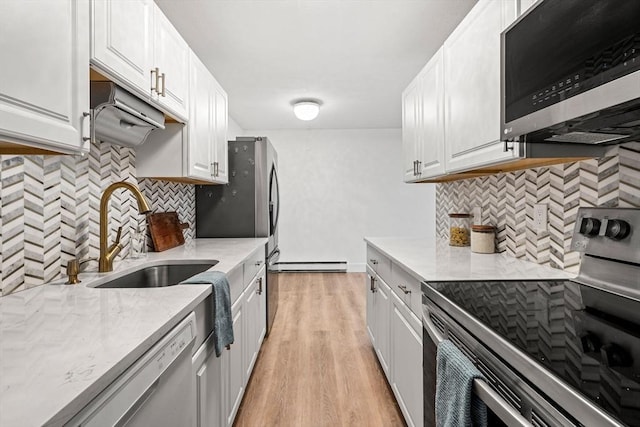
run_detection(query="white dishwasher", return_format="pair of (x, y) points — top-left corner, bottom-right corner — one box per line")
(67, 312), (196, 427)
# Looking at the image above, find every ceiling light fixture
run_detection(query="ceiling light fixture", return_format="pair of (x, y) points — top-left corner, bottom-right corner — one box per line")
(293, 101), (320, 121)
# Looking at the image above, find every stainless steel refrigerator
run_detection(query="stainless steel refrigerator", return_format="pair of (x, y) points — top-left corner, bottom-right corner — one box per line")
(195, 136), (280, 335)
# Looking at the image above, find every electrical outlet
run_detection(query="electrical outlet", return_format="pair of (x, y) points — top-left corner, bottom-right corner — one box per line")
(534, 204), (548, 231)
(472, 206), (482, 224)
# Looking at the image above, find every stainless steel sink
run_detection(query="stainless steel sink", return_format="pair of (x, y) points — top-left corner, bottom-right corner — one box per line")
(94, 262), (218, 289)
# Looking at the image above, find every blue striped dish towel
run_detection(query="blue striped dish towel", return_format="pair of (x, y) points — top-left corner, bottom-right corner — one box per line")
(436, 339), (487, 427)
(181, 271), (234, 357)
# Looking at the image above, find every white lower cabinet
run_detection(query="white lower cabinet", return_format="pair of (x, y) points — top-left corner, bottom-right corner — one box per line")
(390, 291), (423, 427)
(370, 275), (391, 379)
(192, 335), (223, 427)
(366, 247), (423, 427)
(244, 271), (267, 378)
(225, 297), (245, 426)
(191, 262), (266, 427)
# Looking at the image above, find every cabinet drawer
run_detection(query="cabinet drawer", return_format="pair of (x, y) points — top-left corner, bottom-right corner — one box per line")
(391, 263), (422, 317)
(243, 247), (265, 288)
(228, 265), (244, 305)
(367, 245), (391, 284)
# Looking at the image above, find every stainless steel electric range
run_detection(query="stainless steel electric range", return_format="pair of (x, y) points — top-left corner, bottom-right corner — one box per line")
(422, 207), (640, 426)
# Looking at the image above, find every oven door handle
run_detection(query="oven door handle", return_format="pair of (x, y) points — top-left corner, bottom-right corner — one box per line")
(423, 306), (445, 344)
(473, 380), (531, 427)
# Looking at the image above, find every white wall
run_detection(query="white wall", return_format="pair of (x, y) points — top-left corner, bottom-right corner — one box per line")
(244, 128), (436, 271)
(228, 116), (244, 140)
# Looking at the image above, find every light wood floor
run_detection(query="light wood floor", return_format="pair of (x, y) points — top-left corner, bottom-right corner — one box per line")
(233, 272), (406, 427)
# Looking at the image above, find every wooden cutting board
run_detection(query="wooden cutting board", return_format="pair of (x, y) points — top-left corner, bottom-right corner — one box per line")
(147, 212), (189, 252)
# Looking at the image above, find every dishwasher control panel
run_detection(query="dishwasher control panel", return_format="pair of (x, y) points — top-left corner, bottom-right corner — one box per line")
(155, 322), (194, 371)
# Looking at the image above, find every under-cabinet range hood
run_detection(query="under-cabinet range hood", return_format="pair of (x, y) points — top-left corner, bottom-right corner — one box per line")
(90, 82), (165, 147)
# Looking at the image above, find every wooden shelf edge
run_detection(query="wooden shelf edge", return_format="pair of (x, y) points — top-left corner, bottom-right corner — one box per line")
(413, 157), (594, 183)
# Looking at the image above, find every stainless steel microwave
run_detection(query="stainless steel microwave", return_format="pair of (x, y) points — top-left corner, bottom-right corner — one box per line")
(501, 0), (640, 145)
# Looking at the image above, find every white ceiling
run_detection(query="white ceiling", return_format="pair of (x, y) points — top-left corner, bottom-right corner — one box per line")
(156, 0), (478, 130)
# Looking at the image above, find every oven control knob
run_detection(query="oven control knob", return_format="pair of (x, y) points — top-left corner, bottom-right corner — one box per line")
(604, 219), (631, 240)
(601, 343), (633, 368)
(579, 217), (601, 237)
(581, 333), (601, 354)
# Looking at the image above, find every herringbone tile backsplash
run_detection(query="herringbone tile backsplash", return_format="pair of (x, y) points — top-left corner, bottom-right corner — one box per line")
(436, 142), (640, 273)
(0, 143), (195, 295)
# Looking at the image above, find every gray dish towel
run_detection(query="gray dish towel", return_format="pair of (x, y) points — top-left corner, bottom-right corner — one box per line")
(436, 339), (487, 427)
(181, 271), (234, 357)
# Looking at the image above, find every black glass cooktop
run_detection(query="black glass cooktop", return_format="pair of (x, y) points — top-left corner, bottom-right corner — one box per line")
(429, 280), (640, 427)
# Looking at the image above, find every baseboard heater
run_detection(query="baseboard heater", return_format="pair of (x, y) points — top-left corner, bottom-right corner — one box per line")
(274, 261), (347, 273)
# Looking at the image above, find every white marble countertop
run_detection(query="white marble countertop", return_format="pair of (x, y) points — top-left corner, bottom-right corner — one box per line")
(365, 237), (573, 282)
(0, 238), (267, 427)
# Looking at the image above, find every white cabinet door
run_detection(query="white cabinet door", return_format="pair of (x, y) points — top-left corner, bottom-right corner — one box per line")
(188, 52), (215, 181)
(374, 277), (391, 380)
(244, 277), (266, 381)
(225, 297), (245, 427)
(390, 291), (423, 427)
(192, 337), (224, 427)
(153, 4), (190, 120)
(0, 0), (89, 154)
(402, 76), (422, 182)
(418, 47), (446, 179)
(91, 0), (153, 97)
(444, 0), (518, 173)
(366, 273), (377, 346)
(212, 79), (229, 183)
(256, 271), (267, 348)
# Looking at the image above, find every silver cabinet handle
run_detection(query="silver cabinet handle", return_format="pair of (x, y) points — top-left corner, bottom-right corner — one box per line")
(257, 277), (263, 295)
(151, 67), (160, 93)
(369, 275), (376, 293)
(82, 111), (92, 142)
(159, 72), (166, 97)
(416, 160), (421, 175)
(214, 161), (219, 177)
(397, 285), (411, 294)
(210, 162), (215, 176)
(412, 160), (417, 176)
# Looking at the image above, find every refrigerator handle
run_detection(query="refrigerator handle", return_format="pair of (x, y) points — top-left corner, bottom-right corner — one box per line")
(268, 248), (281, 266)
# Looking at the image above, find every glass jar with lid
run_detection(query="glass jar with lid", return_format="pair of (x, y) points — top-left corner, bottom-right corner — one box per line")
(449, 213), (471, 246)
(471, 225), (496, 254)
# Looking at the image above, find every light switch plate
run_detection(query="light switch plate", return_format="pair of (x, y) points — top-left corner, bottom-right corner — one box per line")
(534, 204), (548, 231)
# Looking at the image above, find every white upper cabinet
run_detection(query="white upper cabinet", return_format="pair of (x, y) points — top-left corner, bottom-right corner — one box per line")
(0, 0), (90, 154)
(91, 0), (189, 121)
(443, 0), (518, 173)
(152, 4), (190, 119)
(402, 47), (446, 182)
(402, 76), (422, 183)
(417, 48), (446, 179)
(188, 52), (216, 181)
(91, 0), (153, 96)
(136, 50), (228, 184)
(213, 80), (229, 182)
